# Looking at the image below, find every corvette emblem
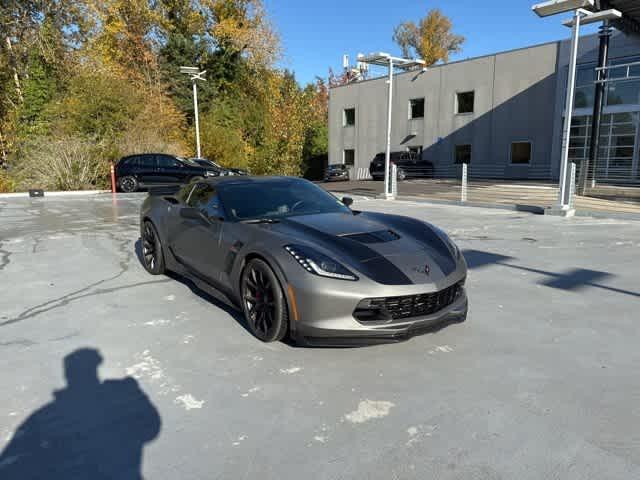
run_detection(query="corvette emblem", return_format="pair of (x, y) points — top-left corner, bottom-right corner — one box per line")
(412, 264), (430, 275)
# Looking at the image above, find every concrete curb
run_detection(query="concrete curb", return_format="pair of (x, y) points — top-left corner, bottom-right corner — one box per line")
(0, 189), (111, 199)
(332, 191), (640, 221)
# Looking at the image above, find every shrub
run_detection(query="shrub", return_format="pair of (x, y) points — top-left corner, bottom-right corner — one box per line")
(16, 136), (108, 191)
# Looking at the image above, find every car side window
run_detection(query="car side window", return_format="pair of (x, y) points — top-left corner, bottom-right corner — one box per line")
(139, 155), (156, 168)
(187, 183), (222, 220)
(157, 155), (181, 168)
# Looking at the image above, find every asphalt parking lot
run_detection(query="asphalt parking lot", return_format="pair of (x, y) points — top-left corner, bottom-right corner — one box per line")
(1, 193), (639, 479)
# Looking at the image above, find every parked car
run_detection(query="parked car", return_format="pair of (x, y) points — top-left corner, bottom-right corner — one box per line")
(139, 176), (467, 345)
(190, 158), (249, 176)
(324, 164), (350, 182)
(115, 154), (220, 193)
(369, 151), (434, 181)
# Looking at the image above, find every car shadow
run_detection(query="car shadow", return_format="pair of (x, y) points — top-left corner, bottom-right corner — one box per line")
(0, 348), (161, 479)
(134, 238), (255, 339)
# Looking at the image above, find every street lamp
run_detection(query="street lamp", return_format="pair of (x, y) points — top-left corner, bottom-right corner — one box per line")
(357, 53), (425, 199)
(532, 1), (622, 212)
(532, 0), (595, 213)
(180, 66), (207, 159)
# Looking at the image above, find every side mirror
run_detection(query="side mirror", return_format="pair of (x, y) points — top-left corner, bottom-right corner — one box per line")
(342, 196), (353, 207)
(180, 207), (206, 221)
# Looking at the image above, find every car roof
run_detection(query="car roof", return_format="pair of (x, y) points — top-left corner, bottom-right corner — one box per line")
(201, 176), (306, 187)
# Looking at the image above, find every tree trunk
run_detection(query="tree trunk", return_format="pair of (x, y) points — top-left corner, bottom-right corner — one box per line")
(5, 36), (23, 103)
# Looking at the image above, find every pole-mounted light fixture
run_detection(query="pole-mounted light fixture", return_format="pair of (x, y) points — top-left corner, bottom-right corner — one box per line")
(532, 0), (594, 17)
(180, 66), (207, 159)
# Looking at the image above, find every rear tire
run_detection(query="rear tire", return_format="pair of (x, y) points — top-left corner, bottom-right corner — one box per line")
(141, 221), (166, 275)
(119, 176), (139, 193)
(240, 259), (289, 343)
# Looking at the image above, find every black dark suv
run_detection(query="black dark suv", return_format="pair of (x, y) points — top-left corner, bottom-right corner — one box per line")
(369, 151), (434, 181)
(115, 153), (220, 192)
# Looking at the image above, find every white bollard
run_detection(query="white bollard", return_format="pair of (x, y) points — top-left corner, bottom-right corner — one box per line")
(461, 163), (468, 202)
(391, 164), (398, 198)
(569, 162), (576, 209)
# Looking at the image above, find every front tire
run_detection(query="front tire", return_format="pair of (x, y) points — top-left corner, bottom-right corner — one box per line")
(141, 221), (166, 275)
(119, 175), (139, 193)
(240, 259), (289, 343)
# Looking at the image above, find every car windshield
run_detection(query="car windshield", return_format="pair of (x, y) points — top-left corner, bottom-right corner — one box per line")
(219, 179), (351, 221)
(328, 164), (345, 170)
(192, 158), (221, 168)
(177, 156), (200, 167)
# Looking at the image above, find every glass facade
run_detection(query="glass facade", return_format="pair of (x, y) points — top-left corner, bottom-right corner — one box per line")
(569, 113), (639, 183)
(570, 55), (640, 184)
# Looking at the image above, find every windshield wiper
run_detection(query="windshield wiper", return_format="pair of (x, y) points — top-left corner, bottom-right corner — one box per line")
(241, 218), (280, 224)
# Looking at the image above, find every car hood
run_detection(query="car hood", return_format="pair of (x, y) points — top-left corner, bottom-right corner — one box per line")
(265, 212), (459, 285)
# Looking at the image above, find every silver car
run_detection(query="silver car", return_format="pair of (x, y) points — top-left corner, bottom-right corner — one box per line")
(139, 177), (468, 345)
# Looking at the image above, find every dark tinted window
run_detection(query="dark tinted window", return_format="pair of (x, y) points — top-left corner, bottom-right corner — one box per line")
(456, 91), (474, 114)
(410, 98), (425, 119)
(455, 144), (472, 164)
(121, 156), (138, 167)
(139, 155), (156, 168)
(344, 149), (355, 166)
(511, 142), (532, 164)
(219, 179), (351, 221)
(187, 183), (221, 219)
(343, 108), (355, 126)
(157, 155), (181, 168)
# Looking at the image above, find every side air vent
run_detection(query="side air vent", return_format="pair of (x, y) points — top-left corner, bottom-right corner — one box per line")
(342, 230), (401, 244)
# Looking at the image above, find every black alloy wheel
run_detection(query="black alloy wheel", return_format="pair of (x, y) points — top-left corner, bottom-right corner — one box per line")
(141, 221), (165, 275)
(241, 259), (288, 342)
(119, 175), (139, 193)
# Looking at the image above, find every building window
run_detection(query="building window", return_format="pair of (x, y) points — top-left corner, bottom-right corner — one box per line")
(343, 108), (355, 126)
(454, 144), (472, 164)
(511, 142), (532, 164)
(344, 149), (355, 166)
(409, 98), (425, 119)
(456, 91), (475, 114)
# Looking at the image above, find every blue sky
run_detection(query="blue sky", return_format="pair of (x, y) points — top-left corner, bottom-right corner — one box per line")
(265, 0), (599, 84)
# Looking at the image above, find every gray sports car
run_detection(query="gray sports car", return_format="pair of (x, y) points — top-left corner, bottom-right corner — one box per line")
(139, 176), (468, 345)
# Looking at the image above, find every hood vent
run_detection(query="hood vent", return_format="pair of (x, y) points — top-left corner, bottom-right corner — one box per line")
(341, 230), (401, 244)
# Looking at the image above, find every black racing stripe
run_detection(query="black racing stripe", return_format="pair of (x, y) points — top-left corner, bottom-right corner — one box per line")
(278, 218), (413, 285)
(361, 213), (457, 276)
(355, 256), (414, 285)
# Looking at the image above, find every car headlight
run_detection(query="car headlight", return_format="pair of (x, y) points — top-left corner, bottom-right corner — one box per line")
(284, 245), (358, 281)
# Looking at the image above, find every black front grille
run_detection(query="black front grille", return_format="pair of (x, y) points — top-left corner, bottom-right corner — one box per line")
(355, 281), (463, 322)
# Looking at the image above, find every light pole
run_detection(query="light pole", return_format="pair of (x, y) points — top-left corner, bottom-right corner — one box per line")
(357, 53), (425, 199)
(180, 66), (207, 159)
(532, 0), (621, 213)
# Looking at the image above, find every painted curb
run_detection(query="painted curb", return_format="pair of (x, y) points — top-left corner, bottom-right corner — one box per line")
(331, 191), (640, 221)
(0, 190), (111, 199)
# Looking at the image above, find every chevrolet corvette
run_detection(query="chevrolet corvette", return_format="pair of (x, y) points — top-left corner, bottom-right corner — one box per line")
(139, 177), (468, 345)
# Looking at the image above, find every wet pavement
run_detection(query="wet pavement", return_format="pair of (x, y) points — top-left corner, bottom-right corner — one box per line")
(1, 192), (639, 479)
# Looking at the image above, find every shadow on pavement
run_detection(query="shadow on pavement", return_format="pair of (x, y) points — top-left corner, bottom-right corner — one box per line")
(0, 348), (161, 479)
(463, 249), (639, 298)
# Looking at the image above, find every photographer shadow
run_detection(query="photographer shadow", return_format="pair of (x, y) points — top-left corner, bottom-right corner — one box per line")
(0, 348), (161, 479)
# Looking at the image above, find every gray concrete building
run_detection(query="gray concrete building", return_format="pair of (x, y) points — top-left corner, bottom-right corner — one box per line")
(329, 32), (640, 184)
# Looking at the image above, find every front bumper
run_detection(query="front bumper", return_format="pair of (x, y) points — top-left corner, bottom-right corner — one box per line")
(288, 274), (468, 346)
